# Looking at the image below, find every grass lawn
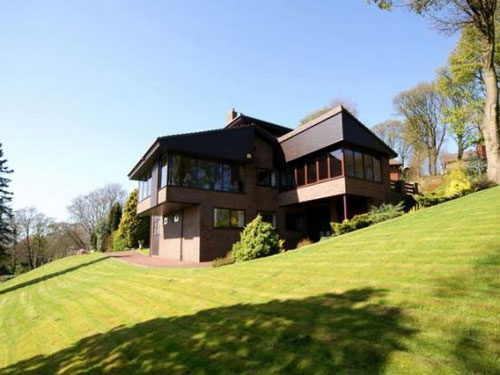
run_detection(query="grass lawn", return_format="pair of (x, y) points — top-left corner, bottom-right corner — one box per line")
(1, 187), (499, 374)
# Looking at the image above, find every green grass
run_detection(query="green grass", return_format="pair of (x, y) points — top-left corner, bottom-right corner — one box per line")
(1, 187), (500, 374)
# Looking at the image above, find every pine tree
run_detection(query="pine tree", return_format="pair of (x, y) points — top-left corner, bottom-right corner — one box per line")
(0, 143), (13, 258)
(107, 202), (122, 232)
(118, 189), (149, 248)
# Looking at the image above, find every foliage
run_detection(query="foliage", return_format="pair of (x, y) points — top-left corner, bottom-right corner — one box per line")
(111, 230), (127, 252)
(95, 218), (111, 252)
(108, 202), (122, 232)
(0, 143), (13, 260)
(372, 120), (412, 166)
(465, 157), (487, 178)
(393, 82), (446, 176)
(231, 215), (284, 262)
(118, 189), (150, 249)
(212, 252), (235, 268)
(442, 166), (472, 198)
(67, 183), (126, 248)
(331, 202), (405, 237)
(296, 238), (314, 248)
(299, 96), (358, 126)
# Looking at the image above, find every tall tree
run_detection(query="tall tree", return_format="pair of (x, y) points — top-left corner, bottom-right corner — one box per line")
(67, 183), (126, 248)
(0, 143), (13, 259)
(118, 189), (149, 249)
(369, 0), (500, 182)
(437, 66), (482, 159)
(372, 119), (413, 166)
(299, 96), (359, 126)
(393, 82), (446, 175)
(108, 202), (122, 232)
(15, 207), (53, 270)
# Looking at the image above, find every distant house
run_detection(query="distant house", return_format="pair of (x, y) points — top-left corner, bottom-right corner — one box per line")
(128, 106), (406, 262)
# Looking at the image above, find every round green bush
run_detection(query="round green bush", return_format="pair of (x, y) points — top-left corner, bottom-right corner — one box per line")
(231, 215), (284, 262)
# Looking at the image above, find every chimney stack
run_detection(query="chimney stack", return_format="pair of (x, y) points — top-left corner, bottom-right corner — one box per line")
(226, 108), (238, 124)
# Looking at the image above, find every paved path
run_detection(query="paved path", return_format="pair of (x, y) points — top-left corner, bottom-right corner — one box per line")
(108, 251), (211, 268)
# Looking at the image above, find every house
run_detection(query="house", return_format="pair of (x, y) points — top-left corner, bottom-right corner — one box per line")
(441, 145), (487, 173)
(128, 106), (403, 262)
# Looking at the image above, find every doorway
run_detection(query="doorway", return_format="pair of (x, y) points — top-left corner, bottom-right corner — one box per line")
(151, 217), (160, 256)
(306, 205), (331, 242)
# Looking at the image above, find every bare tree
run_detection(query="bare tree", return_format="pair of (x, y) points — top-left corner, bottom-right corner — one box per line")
(299, 96), (359, 126)
(15, 207), (53, 270)
(372, 119), (413, 166)
(67, 183), (126, 248)
(394, 83), (446, 176)
(369, 0), (500, 182)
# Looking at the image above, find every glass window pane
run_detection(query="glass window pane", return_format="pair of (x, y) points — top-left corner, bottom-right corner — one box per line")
(296, 163), (305, 186)
(344, 149), (355, 177)
(257, 169), (270, 186)
(197, 160), (217, 190)
(374, 157), (382, 182)
(160, 156), (168, 188)
(354, 151), (364, 179)
(231, 210), (245, 228)
(307, 158), (317, 183)
(364, 154), (374, 181)
(231, 165), (245, 192)
(286, 167), (296, 189)
(270, 171), (277, 187)
(318, 154), (328, 180)
(168, 155), (181, 186)
(260, 212), (277, 228)
(214, 208), (230, 228)
(329, 149), (343, 177)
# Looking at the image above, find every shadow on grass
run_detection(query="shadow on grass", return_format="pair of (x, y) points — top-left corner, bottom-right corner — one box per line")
(0, 257), (108, 296)
(0, 288), (416, 375)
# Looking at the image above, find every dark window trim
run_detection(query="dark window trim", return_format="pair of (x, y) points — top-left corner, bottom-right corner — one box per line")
(213, 207), (246, 229)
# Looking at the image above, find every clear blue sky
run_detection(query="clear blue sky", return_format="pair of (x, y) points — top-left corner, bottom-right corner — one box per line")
(1, 0), (457, 221)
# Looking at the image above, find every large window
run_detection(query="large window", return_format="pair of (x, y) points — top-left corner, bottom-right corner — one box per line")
(296, 164), (305, 186)
(279, 147), (384, 191)
(373, 157), (382, 182)
(354, 151), (364, 179)
(138, 169), (152, 201)
(257, 169), (277, 187)
(318, 154), (328, 180)
(159, 156), (168, 188)
(344, 149), (355, 177)
(166, 154), (245, 192)
(329, 149), (342, 177)
(306, 158), (317, 184)
(214, 208), (245, 228)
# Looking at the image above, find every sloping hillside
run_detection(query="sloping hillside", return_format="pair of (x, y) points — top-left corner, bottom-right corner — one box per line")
(1, 187), (499, 375)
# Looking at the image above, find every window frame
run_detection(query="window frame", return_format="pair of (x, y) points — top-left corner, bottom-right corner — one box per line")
(213, 208), (246, 229)
(256, 168), (277, 188)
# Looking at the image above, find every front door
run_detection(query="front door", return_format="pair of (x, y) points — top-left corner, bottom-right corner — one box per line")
(151, 217), (160, 256)
(306, 206), (331, 242)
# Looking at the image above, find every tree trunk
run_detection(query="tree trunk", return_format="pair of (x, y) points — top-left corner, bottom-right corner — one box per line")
(481, 38), (500, 183)
(428, 150), (438, 176)
(457, 136), (464, 160)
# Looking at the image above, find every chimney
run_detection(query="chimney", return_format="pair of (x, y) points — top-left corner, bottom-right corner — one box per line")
(226, 108), (238, 124)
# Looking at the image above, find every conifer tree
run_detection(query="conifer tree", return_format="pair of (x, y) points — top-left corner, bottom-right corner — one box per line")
(0, 143), (13, 259)
(118, 189), (149, 248)
(108, 202), (122, 232)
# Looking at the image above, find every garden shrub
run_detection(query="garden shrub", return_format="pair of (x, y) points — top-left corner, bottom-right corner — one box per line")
(331, 202), (405, 237)
(442, 166), (472, 198)
(231, 215), (285, 262)
(111, 230), (128, 251)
